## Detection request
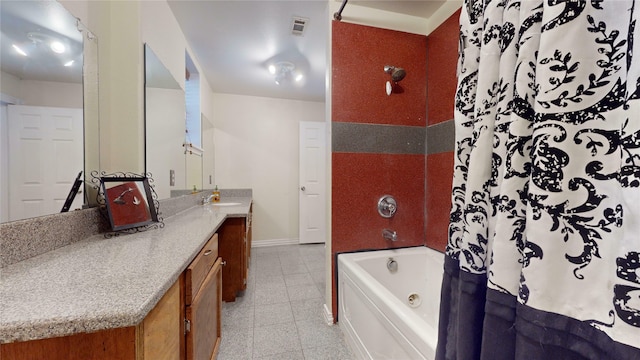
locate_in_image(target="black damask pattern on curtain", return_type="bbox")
[436,0,640,358]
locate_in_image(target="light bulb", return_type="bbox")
[12,44,27,56]
[295,74,303,82]
[64,60,74,67]
[268,64,276,75]
[50,41,65,54]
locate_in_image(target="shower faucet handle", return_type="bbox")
[378,195,397,218]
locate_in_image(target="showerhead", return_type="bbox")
[391,68,406,82]
[384,65,406,82]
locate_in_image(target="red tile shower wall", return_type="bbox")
[331,153,426,322]
[424,9,461,252]
[332,21,427,126]
[332,153,426,254]
[426,152,454,252]
[331,21,428,321]
[427,8,461,126]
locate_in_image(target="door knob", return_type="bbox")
[300,186,306,191]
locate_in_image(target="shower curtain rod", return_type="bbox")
[333,0,348,21]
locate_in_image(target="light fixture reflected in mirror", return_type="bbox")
[12,44,27,56]
[27,32,68,54]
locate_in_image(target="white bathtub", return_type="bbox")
[338,246,444,360]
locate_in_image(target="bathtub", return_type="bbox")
[338,246,444,360]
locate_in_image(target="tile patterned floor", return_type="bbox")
[218,244,354,360]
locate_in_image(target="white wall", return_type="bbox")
[141,2,186,91]
[146,87,186,199]
[141,1,214,195]
[213,93,325,243]
[1,71,82,109]
[0,72,22,101]
[61,0,215,177]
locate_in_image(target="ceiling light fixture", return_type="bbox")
[270,61,296,85]
[64,60,74,67]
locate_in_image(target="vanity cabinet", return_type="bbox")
[0,279,183,360]
[219,204,252,302]
[218,218,247,302]
[184,233,222,360]
[1,234,223,360]
[246,203,253,268]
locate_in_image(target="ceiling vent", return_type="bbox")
[291,16,309,36]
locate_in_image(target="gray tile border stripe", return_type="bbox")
[426,119,455,154]
[332,122,426,154]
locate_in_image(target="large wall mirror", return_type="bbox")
[184,50,203,194]
[0,0,99,223]
[144,44,189,200]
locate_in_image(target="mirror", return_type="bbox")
[184,50,203,193]
[0,0,99,223]
[144,44,187,199]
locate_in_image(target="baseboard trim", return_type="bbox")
[251,238,299,248]
[323,303,334,325]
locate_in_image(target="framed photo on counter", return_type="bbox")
[101,176,159,231]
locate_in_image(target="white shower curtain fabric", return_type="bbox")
[437,0,640,359]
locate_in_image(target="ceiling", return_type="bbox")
[0,1,451,102]
[167,0,450,103]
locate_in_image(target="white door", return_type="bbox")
[8,105,83,221]
[299,121,327,244]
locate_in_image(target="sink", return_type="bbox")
[212,202,242,207]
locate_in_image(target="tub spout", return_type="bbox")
[382,229,397,241]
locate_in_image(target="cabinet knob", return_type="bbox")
[221,260,227,266]
[204,250,212,256]
[300,186,306,191]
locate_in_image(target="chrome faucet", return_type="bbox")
[382,229,397,241]
[201,194,214,205]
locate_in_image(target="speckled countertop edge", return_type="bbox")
[0,197,252,344]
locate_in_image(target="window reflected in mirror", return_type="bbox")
[185,50,203,193]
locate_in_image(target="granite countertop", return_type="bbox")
[0,197,252,344]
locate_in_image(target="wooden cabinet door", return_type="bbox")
[185,258,222,360]
[218,218,247,302]
[139,280,183,360]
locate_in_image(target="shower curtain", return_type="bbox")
[436,0,640,359]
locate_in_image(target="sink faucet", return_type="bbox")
[201,194,214,205]
[382,229,397,241]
